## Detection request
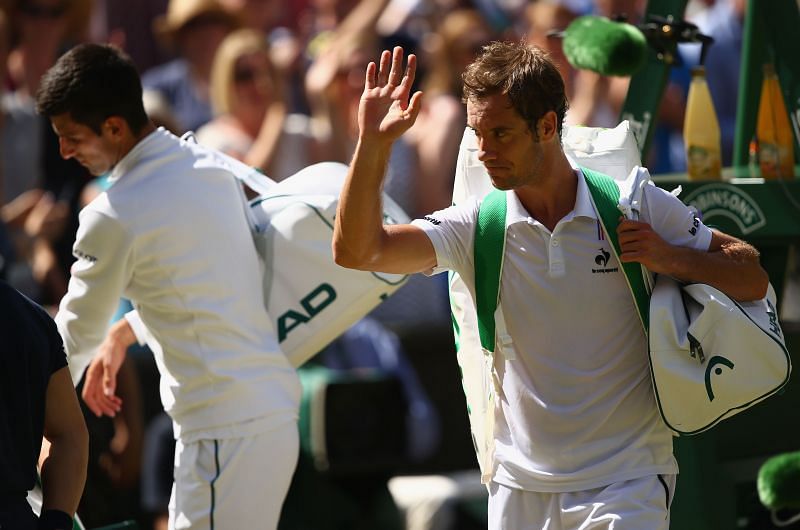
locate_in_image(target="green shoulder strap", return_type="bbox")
[474,189,507,352]
[581,166,650,331]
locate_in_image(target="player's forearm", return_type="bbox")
[666,239,768,302]
[244,103,287,174]
[40,429,88,518]
[332,137,393,269]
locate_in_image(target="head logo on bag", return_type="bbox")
[704,356,735,401]
[583,168,791,436]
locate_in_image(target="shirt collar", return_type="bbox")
[106,127,171,184]
[503,168,598,228]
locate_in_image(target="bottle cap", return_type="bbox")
[763,63,775,76]
[691,66,706,77]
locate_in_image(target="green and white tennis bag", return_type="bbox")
[228,160,410,367]
[582,170,791,436]
[450,121,643,481]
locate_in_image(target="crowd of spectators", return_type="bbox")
[0,0,742,528]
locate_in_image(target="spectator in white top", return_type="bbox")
[196,28,321,181]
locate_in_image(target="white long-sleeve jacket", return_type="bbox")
[56,128,300,440]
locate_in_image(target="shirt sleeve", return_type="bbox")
[45,312,69,375]
[23,291,69,375]
[410,199,480,276]
[55,207,135,385]
[125,309,156,347]
[640,182,713,251]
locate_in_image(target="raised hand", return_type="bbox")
[358,46,423,146]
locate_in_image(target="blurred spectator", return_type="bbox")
[1,0,93,305]
[472,0,528,34]
[305,0,453,340]
[0,8,14,281]
[2,0,92,200]
[302,0,362,39]
[0,6,7,108]
[407,7,494,215]
[89,0,170,73]
[304,0,389,163]
[142,0,241,133]
[524,0,578,100]
[220,0,289,33]
[196,28,321,181]
[561,0,637,128]
[3,0,93,94]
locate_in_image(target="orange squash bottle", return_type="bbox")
[756,63,795,180]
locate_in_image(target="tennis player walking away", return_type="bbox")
[37,43,301,529]
[332,42,767,529]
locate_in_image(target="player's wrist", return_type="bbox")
[110,318,137,348]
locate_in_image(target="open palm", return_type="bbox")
[358,46,423,144]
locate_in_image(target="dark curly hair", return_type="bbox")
[36,43,149,135]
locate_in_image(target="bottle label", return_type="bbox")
[687,146,722,180]
[758,141,794,179]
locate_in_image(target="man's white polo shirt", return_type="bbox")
[412,168,713,492]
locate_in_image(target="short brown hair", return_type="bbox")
[462,40,568,137]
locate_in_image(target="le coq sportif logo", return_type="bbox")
[592,248,618,274]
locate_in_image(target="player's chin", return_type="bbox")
[489,177,515,191]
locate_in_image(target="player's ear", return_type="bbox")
[536,111,558,141]
[103,116,127,140]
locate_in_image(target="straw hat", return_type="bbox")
[153,0,241,43]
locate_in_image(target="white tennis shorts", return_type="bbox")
[488,474,676,530]
[168,422,299,530]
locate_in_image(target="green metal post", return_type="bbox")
[619,0,688,160]
[732,0,765,169]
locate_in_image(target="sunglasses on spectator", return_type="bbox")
[234,67,271,84]
[19,2,67,18]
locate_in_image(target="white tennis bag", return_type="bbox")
[199,139,411,367]
[583,165,791,435]
[244,162,409,367]
[648,276,790,434]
